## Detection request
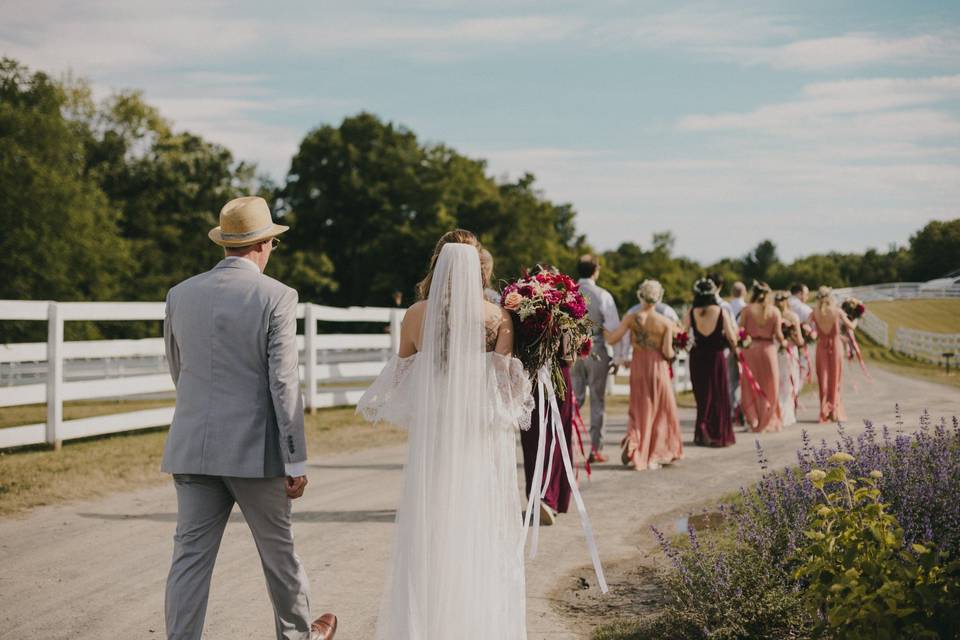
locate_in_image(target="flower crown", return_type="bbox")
[693,277,718,296]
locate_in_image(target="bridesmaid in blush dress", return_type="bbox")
[685,277,738,447]
[604,280,683,470]
[812,286,856,423]
[738,281,787,433]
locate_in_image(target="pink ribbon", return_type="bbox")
[738,350,771,408]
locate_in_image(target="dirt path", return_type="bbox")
[1,367,957,640]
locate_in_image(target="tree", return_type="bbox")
[0,58,131,339]
[742,239,780,285]
[908,219,960,281]
[84,90,289,302]
[282,113,586,305]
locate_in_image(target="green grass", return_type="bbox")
[0,405,404,517]
[868,299,960,343]
[858,332,960,391]
[0,398,176,430]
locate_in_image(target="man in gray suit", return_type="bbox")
[162,196,337,640]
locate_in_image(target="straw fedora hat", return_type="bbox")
[208,196,289,247]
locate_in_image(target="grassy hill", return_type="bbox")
[867,298,960,343]
[858,298,960,391]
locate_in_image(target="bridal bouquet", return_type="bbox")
[501,270,592,398]
[842,297,866,320]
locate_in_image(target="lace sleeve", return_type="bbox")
[356,354,418,429]
[487,353,535,431]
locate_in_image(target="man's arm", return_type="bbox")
[267,288,307,479]
[163,295,180,386]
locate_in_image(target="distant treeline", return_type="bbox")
[1,58,958,340]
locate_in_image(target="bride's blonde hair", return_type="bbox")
[417,229,484,300]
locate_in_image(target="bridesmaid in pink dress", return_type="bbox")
[604,280,683,470]
[738,282,786,433]
[812,286,856,423]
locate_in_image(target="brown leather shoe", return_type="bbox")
[310,613,338,640]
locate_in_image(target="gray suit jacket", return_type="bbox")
[161,257,306,478]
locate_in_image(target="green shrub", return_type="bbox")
[795,455,960,640]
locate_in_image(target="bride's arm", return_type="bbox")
[494,307,515,356]
[397,302,425,358]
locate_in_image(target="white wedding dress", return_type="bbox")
[358,244,535,639]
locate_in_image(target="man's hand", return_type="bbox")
[608,361,619,376]
[285,475,308,499]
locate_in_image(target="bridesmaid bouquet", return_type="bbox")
[673,330,691,353]
[737,327,753,350]
[780,322,796,351]
[501,270,592,398]
[841,297,866,320]
[800,323,818,344]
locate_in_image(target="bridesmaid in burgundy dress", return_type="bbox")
[520,264,574,526]
[685,278,739,447]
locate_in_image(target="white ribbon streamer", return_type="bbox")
[522,365,608,593]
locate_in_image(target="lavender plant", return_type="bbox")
[639,412,960,640]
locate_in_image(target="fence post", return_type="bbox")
[389,309,402,353]
[46,302,63,450]
[303,304,318,415]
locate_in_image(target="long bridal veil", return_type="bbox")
[359,243,533,639]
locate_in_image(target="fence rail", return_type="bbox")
[0,300,403,450]
[833,282,960,302]
[1,299,692,450]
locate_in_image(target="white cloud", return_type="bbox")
[746,31,960,71]
[678,75,960,142]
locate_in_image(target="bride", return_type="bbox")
[358,230,535,639]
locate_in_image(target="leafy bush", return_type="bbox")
[796,456,960,639]
[627,412,960,640]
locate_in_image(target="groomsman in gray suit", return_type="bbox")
[572,254,621,463]
[162,196,337,640]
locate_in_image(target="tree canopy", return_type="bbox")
[1,57,957,336]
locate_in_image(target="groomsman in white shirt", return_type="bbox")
[788,284,813,323]
[572,255,621,463]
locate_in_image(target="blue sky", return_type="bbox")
[3,0,959,263]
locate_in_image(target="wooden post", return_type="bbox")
[389,309,402,354]
[303,304,318,414]
[46,302,63,450]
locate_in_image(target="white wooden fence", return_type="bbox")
[0,300,402,450]
[832,281,960,364]
[0,299,692,451]
[833,282,960,302]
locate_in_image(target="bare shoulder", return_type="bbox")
[406,300,428,316]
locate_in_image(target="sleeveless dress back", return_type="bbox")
[741,308,782,433]
[689,309,735,446]
[623,316,683,469]
[815,314,847,423]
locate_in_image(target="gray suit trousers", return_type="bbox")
[572,339,611,451]
[165,475,311,640]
